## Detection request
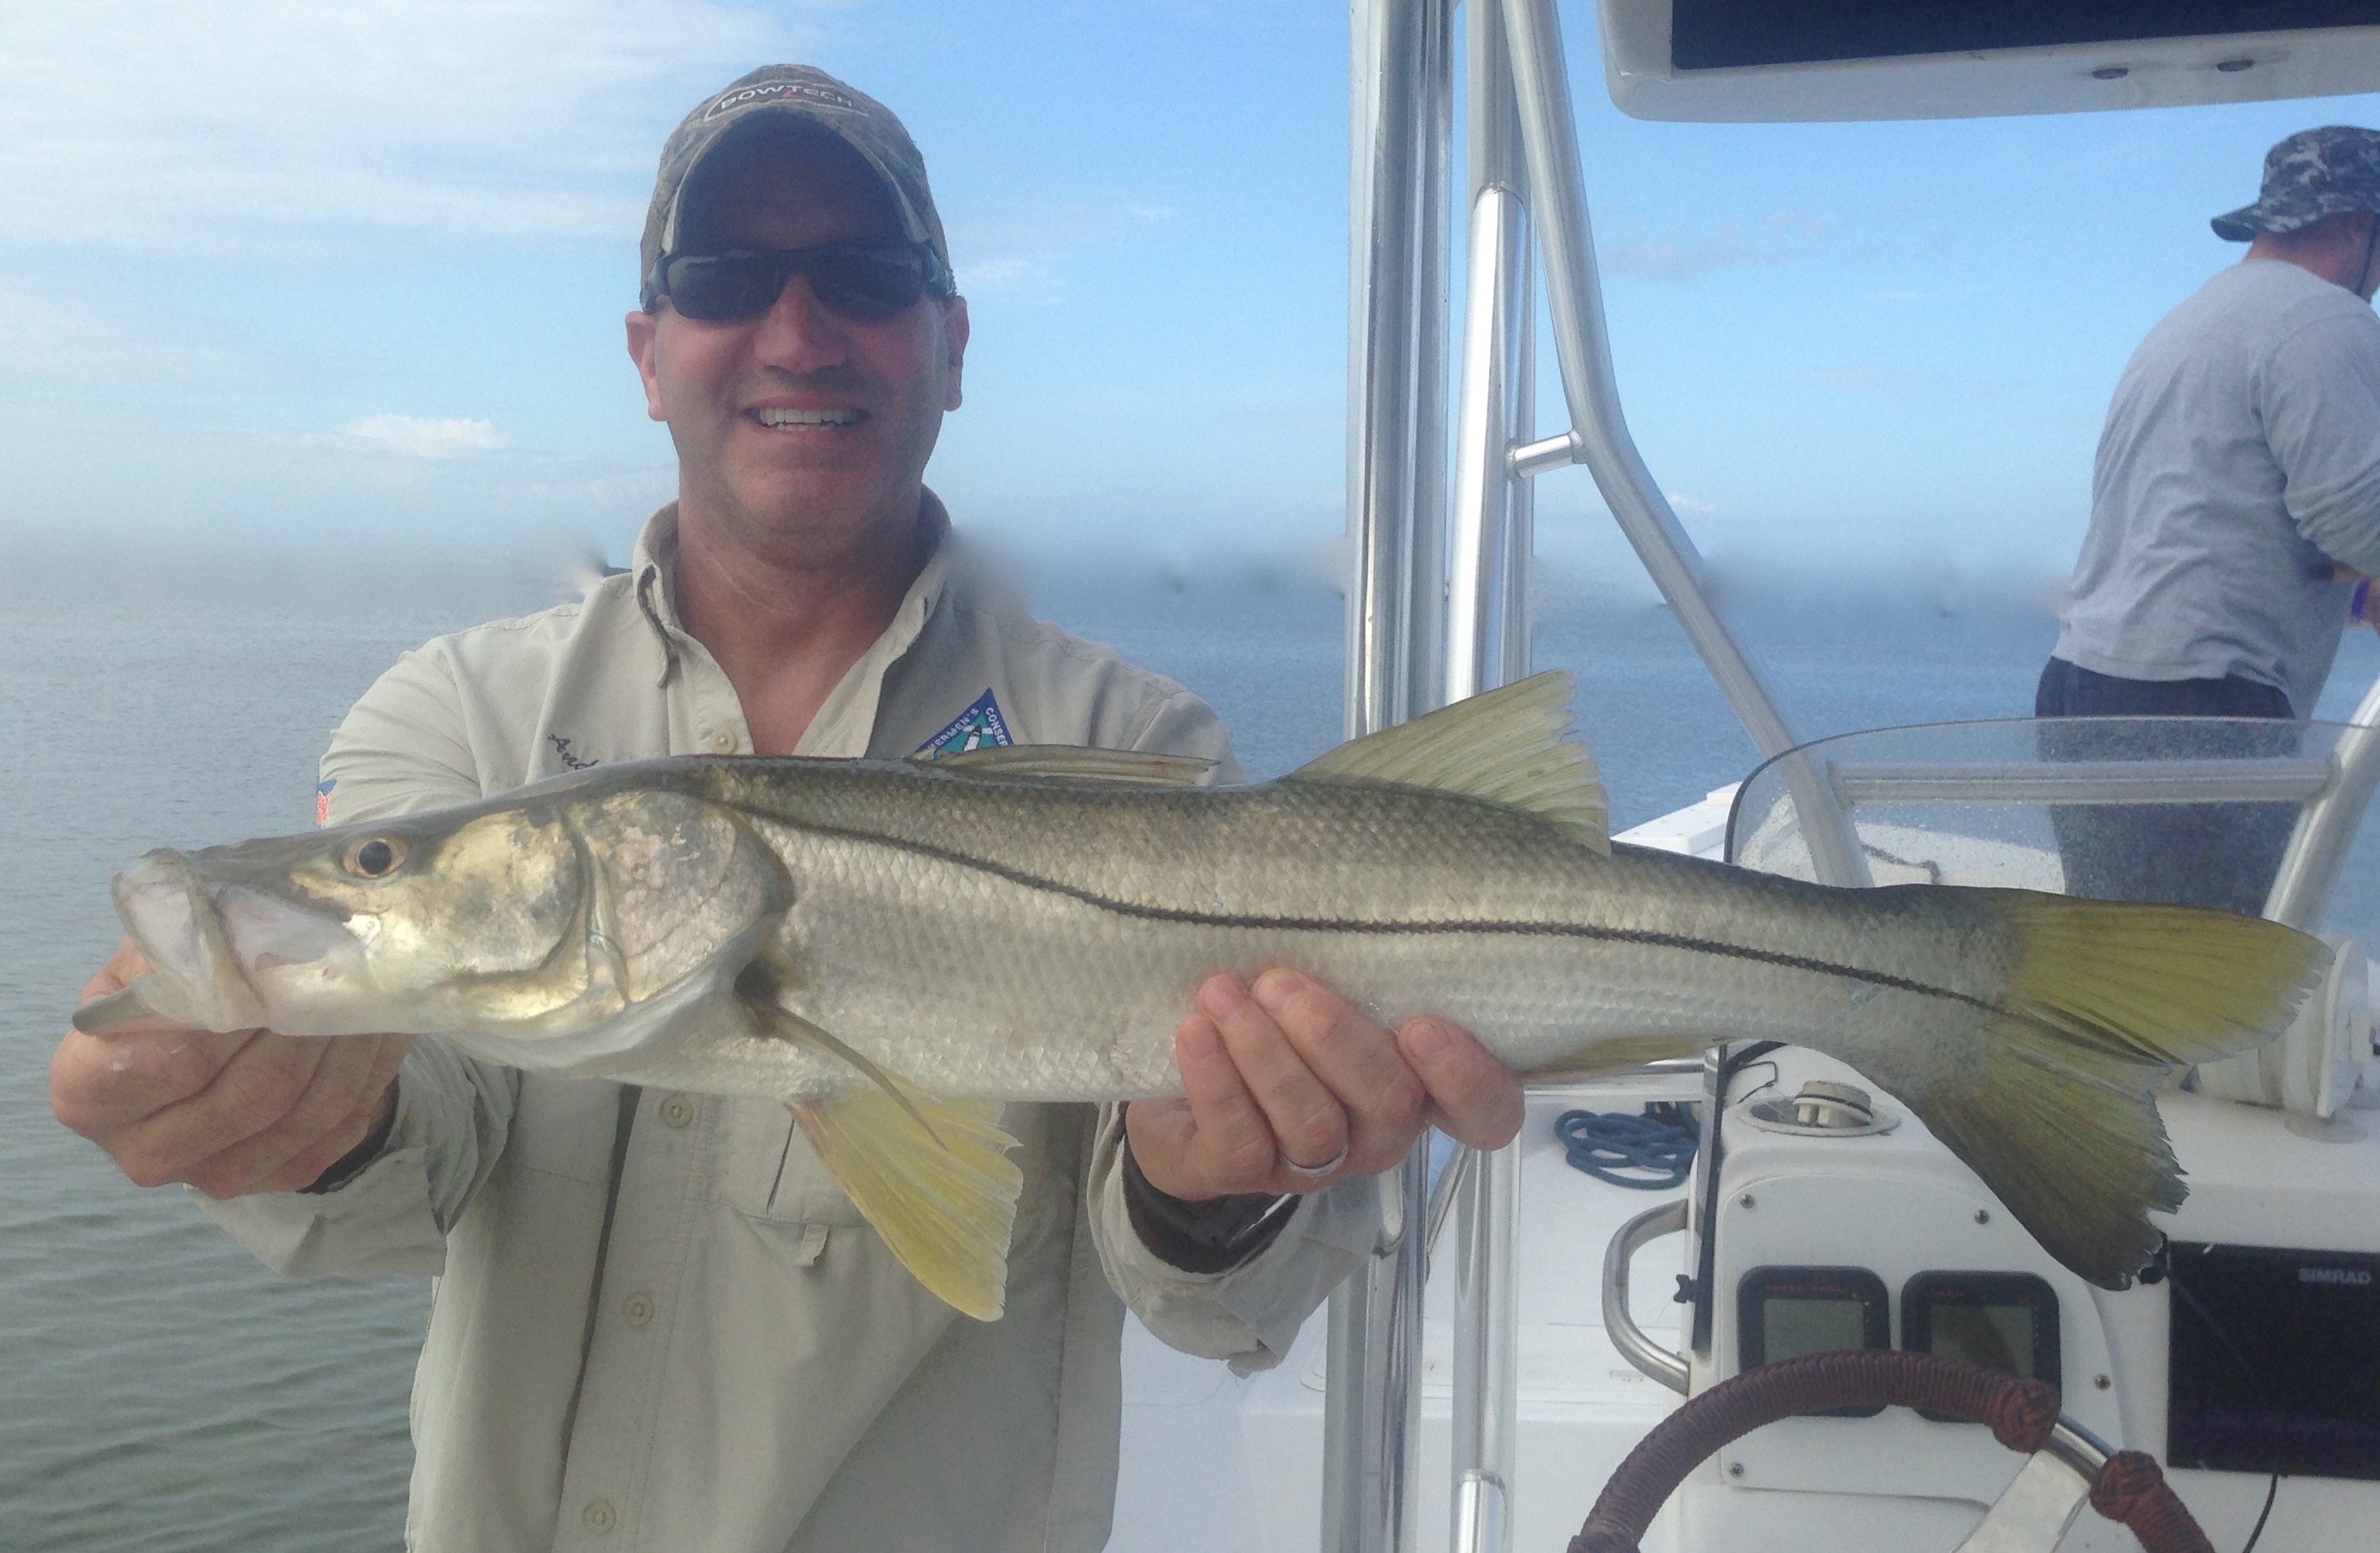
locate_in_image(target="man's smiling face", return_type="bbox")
[627,122,968,565]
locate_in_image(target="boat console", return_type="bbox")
[1600,712,2380,1546]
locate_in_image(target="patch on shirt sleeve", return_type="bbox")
[315,778,335,827]
[916,689,1014,757]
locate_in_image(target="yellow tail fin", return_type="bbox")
[1894,892,2326,1289]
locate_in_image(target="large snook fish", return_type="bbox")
[76,673,2324,1319]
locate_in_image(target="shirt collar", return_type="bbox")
[627,492,959,722]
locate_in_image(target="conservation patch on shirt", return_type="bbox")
[916,689,1013,757]
[315,778,335,827]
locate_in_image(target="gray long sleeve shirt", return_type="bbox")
[198,498,1382,1553]
[2056,258,2380,716]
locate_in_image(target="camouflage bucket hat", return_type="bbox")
[640,65,951,309]
[2211,125,2380,242]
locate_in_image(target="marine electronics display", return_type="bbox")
[1594,0,2380,120]
[2168,1243,2380,1480]
[1666,1,2380,71]
[1901,1271,2061,1421]
[1737,1265,1892,1416]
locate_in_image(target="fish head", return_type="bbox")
[96,800,600,1040]
[85,778,795,1059]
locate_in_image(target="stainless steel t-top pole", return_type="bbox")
[1444,0,1531,1540]
[1329,0,1453,1549]
[1496,0,1868,887]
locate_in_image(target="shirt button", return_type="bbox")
[582,1500,616,1533]
[708,726,738,754]
[622,1293,655,1327]
[659,1095,695,1129]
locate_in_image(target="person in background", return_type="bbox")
[51,65,1525,1553]
[2040,125,2380,913]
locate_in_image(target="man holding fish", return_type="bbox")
[52,66,1527,1552]
[54,57,2332,1553]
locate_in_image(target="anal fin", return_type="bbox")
[789,1090,1023,1321]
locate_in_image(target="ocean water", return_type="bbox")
[6,544,2377,1550]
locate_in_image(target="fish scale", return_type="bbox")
[726,773,2001,1098]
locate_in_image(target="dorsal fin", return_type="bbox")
[915,744,1215,788]
[1289,670,1607,852]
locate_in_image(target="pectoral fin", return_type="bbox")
[740,965,942,1142]
[737,964,1023,1319]
[789,1091,1023,1321]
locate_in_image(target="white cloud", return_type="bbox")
[0,0,824,256]
[340,414,510,459]
[1665,490,1719,514]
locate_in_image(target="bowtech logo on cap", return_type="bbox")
[640,65,951,311]
[2212,124,2380,242]
[703,78,860,122]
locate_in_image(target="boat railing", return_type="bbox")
[1340,0,1878,1542]
[1825,757,2335,806]
[1341,0,1868,1544]
[2269,671,2380,929]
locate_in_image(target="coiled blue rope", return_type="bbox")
[1554,1104,1697,1190]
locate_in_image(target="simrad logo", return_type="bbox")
[2299,1265,2375,1286]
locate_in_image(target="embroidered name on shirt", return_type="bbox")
[916,689,1013,758]
[549,734,598,771]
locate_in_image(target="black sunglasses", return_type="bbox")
[655,239,950,322]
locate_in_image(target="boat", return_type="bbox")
[1109,4,2380,1550]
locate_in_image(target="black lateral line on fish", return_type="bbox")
[782,819,2010,1019]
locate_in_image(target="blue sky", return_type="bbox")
[7,1,2380,589]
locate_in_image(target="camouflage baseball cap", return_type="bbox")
[640,66,951,309]
[2211,125,2380,242]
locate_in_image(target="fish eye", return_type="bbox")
[342,835,410,879]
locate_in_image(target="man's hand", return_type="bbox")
[52,937,412,1198]
[1124,969,1524,1203]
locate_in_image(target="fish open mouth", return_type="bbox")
[86,850,367,1035]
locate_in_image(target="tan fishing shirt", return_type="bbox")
[200,499,1379,1552]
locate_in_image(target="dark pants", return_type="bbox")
[2034,658,2299,915]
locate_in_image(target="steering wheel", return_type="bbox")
[1569,1350,2214,1553]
